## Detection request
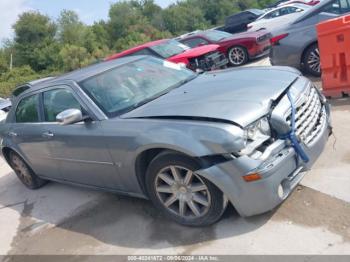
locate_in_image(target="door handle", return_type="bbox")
[8,131,18,137]
[42,131,54,138]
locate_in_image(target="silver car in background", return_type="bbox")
[269,0,350,76]
[248,3,310,31]
[0,56,331,226]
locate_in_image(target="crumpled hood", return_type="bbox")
[122,66,301,127]
[169,44,219,61]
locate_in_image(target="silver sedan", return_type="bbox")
[0,56,331,226]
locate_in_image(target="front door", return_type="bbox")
[40,87,121,189]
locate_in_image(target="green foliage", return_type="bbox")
[57,10,85,45]
[0,0,278,97]
[0,51,8,75]
[12,12,57,71]
[108,1,146,40]
[162,2,209,34]
[0,66,42,97]
[59,45,93,71]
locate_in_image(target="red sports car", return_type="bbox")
[176,29,271,66]
[105,39,228,72]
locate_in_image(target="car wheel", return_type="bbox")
[9,151,47,189]
[145,152,225,227]
[303,43,321,77]
[228,46,248,66]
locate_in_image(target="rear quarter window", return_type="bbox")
[15,94,39,123]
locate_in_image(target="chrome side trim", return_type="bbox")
[44,157,115,166]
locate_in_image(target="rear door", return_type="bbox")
[9,93,61,179]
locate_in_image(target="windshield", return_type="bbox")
[80,57,196,117]
[150,40,190,59]
[249,9,265,16]
[202,30,232,42]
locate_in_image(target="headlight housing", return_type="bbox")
[240,117,272,158]
[244,117,271,142]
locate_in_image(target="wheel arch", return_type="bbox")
[134,147,201,196]
[2,147,13,165]
[1,146,33,171]
[134,146,230,198]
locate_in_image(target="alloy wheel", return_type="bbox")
[307,47,321,74]
[228,47,247,66]
[154,165,211,219]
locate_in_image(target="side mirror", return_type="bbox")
[56,109,84,125]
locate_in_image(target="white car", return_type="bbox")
[0,98,11,122]
[248,4,310,31]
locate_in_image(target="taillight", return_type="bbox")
[270,33,289,46]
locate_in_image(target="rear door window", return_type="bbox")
[15,94,40,123]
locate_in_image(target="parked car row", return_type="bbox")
[105,39,228,72]
[269,0,350,76]
[106,0,348,77]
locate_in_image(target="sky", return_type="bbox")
[0,0,176,43]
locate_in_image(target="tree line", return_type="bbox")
[0,0,275,97]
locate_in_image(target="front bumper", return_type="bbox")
[198,104,331,217]
[205,52,229,70]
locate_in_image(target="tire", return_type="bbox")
[228,46,248,66]
[9,151,47,190]
[145,152,225,227]
[303,43,321,77]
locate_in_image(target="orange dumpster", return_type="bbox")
[317,14,350,97]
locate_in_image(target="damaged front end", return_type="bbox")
[188,51,229,72]
[197,76,331,217]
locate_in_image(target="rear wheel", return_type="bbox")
[145,152,225,226]
[228,46,248,66]
[303,43,321,77]
[9,151,47,189]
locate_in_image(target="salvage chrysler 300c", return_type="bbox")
[0,56,331,226]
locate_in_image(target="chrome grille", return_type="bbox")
[286,87,325,145]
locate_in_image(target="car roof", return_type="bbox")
[293,0,332,23]
[261,3,310,17]
[14,56,147,96]
[176,30,205,40]
[176,29,226,40]
[274,3,311,9]
[247,9,265,15]
[105,39,168,61]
